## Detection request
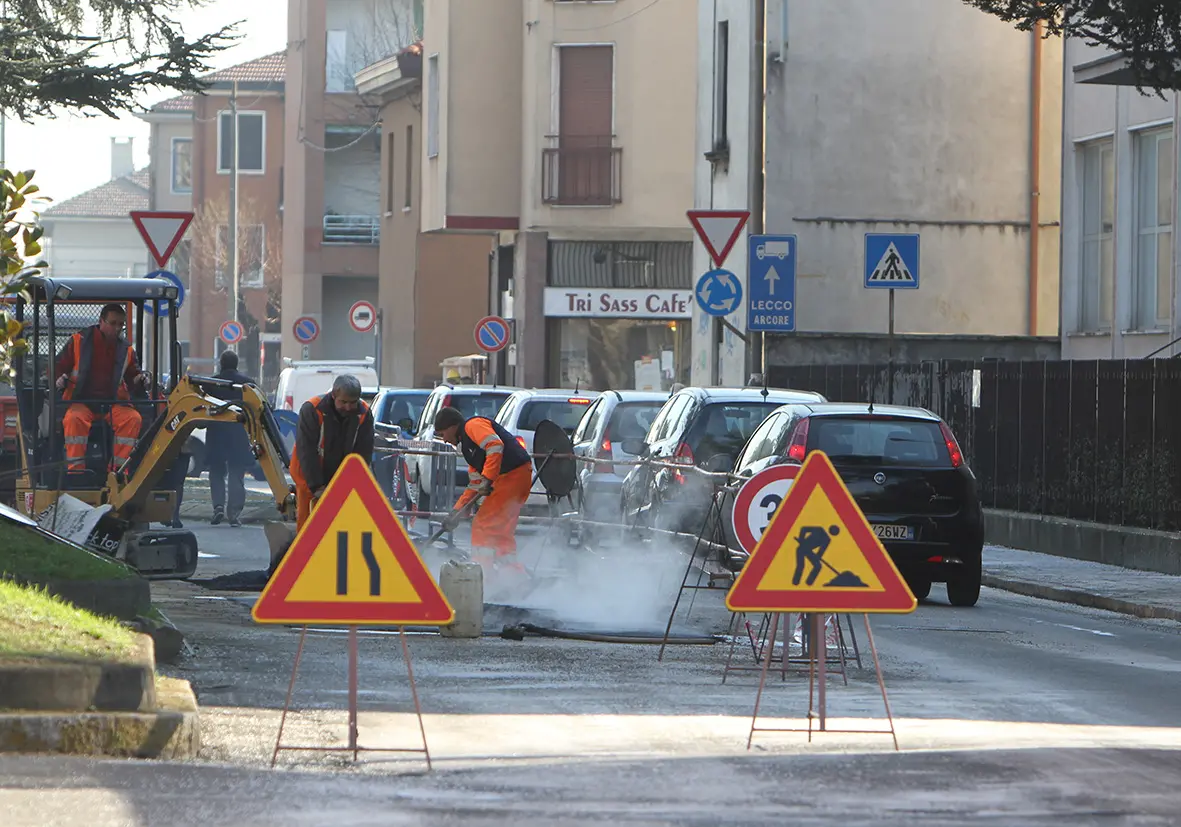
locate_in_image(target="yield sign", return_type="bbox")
[252,455,455,625]
[130,210,194,268]
[687,209,750,268]
[726,451,917,614]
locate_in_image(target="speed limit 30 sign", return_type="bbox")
[731,464,800,554]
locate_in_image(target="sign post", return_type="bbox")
[726,451,916,749]
[864,233,920,404]
[293,316,320,361]
[688,210,750,382]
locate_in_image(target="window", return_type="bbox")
[690,403,780,463]
[404,125,414,209]
[735,412,786,472]
[215,225,267,288]
[217,111,265,174]
[427,54,440,158]
[385,132,395,213]
[326,30,354,93]
[606,403,663,442]
[714,21,729,149]
[806,417,952,468]
[572,398,606,444]
[518,399,595,434]
[170,138,192,194]
[552,45,615,205]
[1079,140,1115,331]
[1133,128,1174,329]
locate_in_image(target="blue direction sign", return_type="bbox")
[865,233,920,289]
[748,234,797,332]
[144,270,185,317]
[695,269,742,317]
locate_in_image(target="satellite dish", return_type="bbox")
[532,419,577,499]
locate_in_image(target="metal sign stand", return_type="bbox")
[745,612,898,751]
[720,610,861,684]
[270,625,432,770]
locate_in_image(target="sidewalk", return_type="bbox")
[983,546,1181,622]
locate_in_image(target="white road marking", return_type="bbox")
[1027,617,1115,637]
[198,552,219,558]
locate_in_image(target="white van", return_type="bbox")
[273,358,380,412]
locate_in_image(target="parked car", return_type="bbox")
[620,386,827,534]
[411,383,519,513]
[714,402,983,606]
[569,390,669,522]
[273,358,379,412]
[370,387,432,434]
[493,389,601,512]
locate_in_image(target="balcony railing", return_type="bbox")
[323,214,380,244]
[542,137,622,206]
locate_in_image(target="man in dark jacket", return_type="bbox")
[291,374,374,530]
[207,350,256,527]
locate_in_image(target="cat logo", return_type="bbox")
[165,411,187,433]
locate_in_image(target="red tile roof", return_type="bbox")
[43,169,150,219]
[202,51,286,84]
[151,93,194,113]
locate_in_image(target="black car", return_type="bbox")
[619,386,827,534]
[717,402,983,606]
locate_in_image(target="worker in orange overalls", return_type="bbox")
[290,374,374,530]
[434,406,533,570]
[54,303,147,474]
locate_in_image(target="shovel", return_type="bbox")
[424,492,485,546]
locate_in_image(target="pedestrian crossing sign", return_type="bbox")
[252,455,454,626]
[864,233,920,289]
[726,451,917,614]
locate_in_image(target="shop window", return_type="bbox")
[549,318,689,392]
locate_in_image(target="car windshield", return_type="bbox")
[518,399,595,433]
[378,392,430,426]
[454,392,512,419]
[691,402,780,462]
[807,417,951,467]
[606,402,663,441]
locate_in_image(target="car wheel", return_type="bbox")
[905,574,932,600]
[946,553,982,607]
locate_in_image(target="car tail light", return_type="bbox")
[786,417,810,462]
[283,394,293,410]
[568,397,591,405]
[596,437,614,475]
[442,394,453,409]
[939,421,964,468]
[673,442,694,483]
[516,436,527,451]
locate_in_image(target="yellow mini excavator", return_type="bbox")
[9,276,296,579]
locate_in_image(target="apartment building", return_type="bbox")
[1060,44,1180,359]
[282,0,422,369]
[694,0,1064,386]
[139,53,286,381]
[419,0,698,390]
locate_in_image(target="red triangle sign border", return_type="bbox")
[129,210,195,269]
[726,451,917,614]
[687,209,750,268]
[252,455,455,625]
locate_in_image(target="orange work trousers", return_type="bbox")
[295,482,314,531]
[64,403,141,472]
[469,464,532,557]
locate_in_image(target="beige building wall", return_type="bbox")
[520,0,697,237]
[415,232,495,386]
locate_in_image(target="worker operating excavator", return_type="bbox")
[54,303,148,474]
[434,406,533,573]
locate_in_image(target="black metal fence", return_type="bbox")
[767,359,1181,532]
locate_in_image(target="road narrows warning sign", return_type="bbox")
[252,455,454,625]
[726,451,916,614]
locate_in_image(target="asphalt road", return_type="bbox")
[5,523,1181,825]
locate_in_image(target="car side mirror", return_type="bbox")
[620,438,647,457]
[398,417,416,434]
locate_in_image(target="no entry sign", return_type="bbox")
[731,464,799,554]
[474,315,510,353]
[349,300,376,333]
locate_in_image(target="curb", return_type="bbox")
[0,635,156,713]
[981,573,1181,622]
[0,676,200,759]
[37,577,151,621]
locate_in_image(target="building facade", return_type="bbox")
[421,0,698,390]
[1059,43,1180,359]
[693,0,1063,386]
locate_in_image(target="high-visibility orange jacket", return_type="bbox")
[291,393,374,491]
[455,416,531,506]
[55,327,140,402]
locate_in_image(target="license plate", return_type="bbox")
[872,524,914,541]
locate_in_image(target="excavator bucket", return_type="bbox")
[264,520,297,576]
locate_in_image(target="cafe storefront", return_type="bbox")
[544,239,693,391]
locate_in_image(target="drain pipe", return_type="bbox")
[1027,17,1044,336]
[751,0,767,377]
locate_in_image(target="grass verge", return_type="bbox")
[0,518,135,582]
[0,580,138,662]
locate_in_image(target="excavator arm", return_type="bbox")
[110,376,295,520]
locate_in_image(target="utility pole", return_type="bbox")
[227,80,240,326]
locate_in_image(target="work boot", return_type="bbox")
[229,514,242,527]
[211,507,225,526]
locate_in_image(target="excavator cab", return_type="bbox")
[10,276,296,579]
